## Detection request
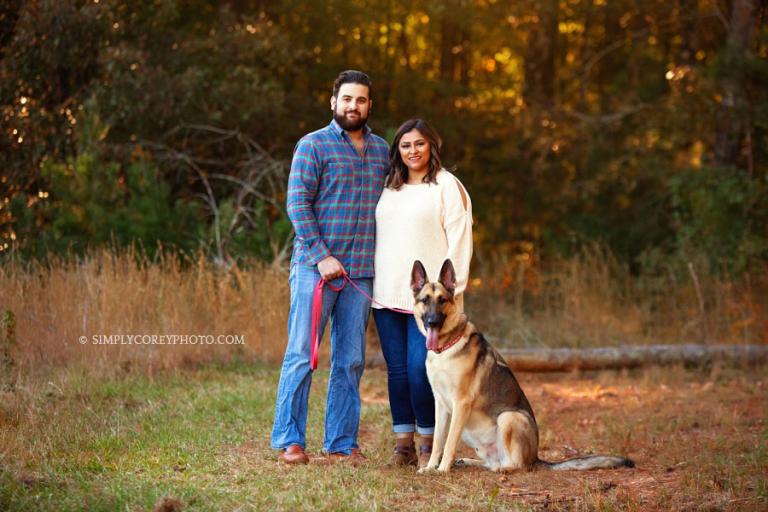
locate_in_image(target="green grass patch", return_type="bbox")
[1,364,765,511]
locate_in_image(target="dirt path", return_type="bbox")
[361,366,767,511]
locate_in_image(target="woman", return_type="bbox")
[372,118,473,468]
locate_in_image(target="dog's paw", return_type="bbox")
[417,466,437,474]
[436,464,452,473]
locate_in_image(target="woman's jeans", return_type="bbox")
[271,264,372,454]
[372,308,435,435]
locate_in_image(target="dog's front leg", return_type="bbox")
[436,399,471,473]
[420,399,450,473]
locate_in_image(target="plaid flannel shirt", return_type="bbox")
[287,119,389,278]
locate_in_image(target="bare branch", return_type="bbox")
[143,124,291,266]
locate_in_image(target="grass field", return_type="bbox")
[1,251,765,510]
[1,362,765,511]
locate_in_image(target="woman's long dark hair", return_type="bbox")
[385,119,445,190]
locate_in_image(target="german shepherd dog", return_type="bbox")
[412,259,635,473]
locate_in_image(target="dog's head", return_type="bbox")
[411,259,460,351]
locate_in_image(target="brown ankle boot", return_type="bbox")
[387,441,417,467]
[418,443,432,469]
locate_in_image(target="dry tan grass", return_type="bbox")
[0,249,290,378]
[0,247,765,381]
[468,245,768,347]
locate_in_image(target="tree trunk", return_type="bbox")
[440,12,459,81]
[713,0,758,169]
[499,344,768,372]
[578,0,593,108]
[523,0,558,107]
[438,1,471,84]
[458,25,470,87]
[677,0,697,66]
[0,0,22,60]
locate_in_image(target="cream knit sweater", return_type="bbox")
[373,169,473,311]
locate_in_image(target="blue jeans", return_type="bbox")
[271,264,372,454]
[372,309,435,435]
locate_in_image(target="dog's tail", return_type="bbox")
[535,455,634,471]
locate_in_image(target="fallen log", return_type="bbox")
[497,344,768,372]
[365,344,768,372]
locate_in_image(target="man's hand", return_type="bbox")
[317,256,345,281]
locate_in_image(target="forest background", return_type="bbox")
[2,4,768,509]
[1,0,767,350]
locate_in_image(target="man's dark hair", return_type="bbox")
[332,70,372,99]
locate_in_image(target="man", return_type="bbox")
[271,70,389,464]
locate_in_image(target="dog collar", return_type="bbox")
[431,333,465,354]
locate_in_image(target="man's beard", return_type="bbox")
[334,110,368,132]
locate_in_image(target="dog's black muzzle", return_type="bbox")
[424,309,446,330]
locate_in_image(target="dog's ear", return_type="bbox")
[411,260,428,294]
[438,259,456,295]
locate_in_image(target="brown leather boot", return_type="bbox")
[387,440,417,467]
[418,443,432,469]
[277,444,309,465]
[326,447,368,466]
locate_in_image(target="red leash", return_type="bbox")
[310,271,413,370]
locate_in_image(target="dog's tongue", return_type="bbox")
[426,328,439,351]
